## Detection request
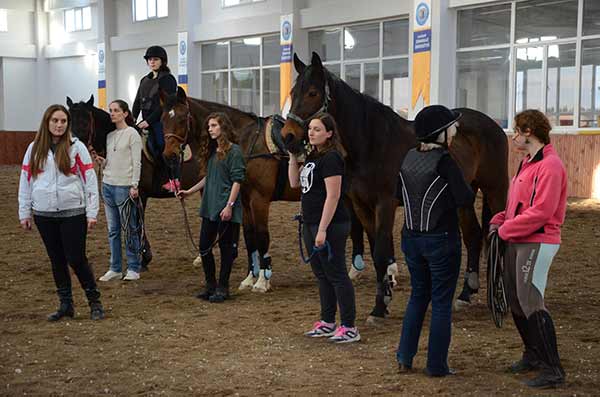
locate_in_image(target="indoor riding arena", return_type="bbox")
[1,0,600,395]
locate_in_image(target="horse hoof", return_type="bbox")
[192,255,202,267]
[454,298,471,311]
[365,315,385,327]
[238,272,255,291]
[252,270,271,293]
[348,266,364,280]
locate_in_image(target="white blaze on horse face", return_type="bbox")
[300,162,315,194]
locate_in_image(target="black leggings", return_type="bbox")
[199,218,240,289]
[34,214,98,300]
[303,222,356,327]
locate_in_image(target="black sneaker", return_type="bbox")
[508,358,540,374]
[525,369,565,388]
[209,288,229,303]
[195,288,215,301]
[47,302,74,322]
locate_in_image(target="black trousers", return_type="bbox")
[303,222,356,327]
[34,214,99,301]
[199,218,240,289]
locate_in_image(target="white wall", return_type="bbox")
[115,0,178,38]
[1,58,38,130]
[46,56,97,107]
[48,4,99,46]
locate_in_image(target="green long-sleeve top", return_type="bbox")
[199,144,246,224]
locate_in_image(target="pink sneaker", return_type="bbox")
[329,326,361,343]
[305,320,337,337]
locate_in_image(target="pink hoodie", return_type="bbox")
[490,144,567,244]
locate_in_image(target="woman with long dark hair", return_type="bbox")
[18,104,104,321]
[177,112,246,303]
[288,112,360,344]
[95,100,143,282]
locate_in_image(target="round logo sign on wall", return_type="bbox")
[282,20,292,41]
[98,49,105,63]
[179,41,186,56]
[416,2,430,27]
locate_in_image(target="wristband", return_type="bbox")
[227,201,235,207]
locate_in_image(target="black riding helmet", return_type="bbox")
[144,46,168,65]
[414,105,461,143]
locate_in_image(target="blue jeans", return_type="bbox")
[396,229,461,375]
[102,183,141,273]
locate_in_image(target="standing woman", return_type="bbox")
[288,112,360,344]
[490,110,567,388]
[177,112,246,303]
[395,105,474,376]
[96,100,143,282]
[132,45,178,191]
[18,104,104,321]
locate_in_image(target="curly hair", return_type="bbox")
[514,109,552,144]
[307,112,346,158]
[198,112,234,173]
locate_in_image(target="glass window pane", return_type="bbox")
[383,59,409,118]
[157,0,168,17]
[325,63,341,78]
[364,62,379,99]
[263,35,280,66]
[231,69,260,114]
[82,7,91,30]
[344,64,361,92]
[231,38,260,68]
[457,4,510,48]
[583,0,600,36]
[0,9,7,32]
[344,23,379,60]
[74,8,82,30]
[515,0,578,43]
[516,46,544,114]
[263,68,280,116]
[135,0,147,21]
[201,72,228,105]
[202,43,228,70]
[546,44,576,127]
[457,48,510,128]
[309,29,341,62]
[383,19,409,56]
[147,0,156,18]
[580,39,600,128]
[65,9,74,32]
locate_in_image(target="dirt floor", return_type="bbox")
[1,164,599,396]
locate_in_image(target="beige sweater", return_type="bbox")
[102,126,142,187]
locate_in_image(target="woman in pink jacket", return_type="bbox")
[490,109,567,388]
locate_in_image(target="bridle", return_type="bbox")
[163,100,193,154]
[286,71,332,130]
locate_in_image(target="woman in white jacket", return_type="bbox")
[18,104,104,321]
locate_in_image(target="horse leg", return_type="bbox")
[347,199,366,280]
[455,202,483,308]
[251,197,272,293]
[367,199,397,325]
[239,197,260,290]
[140,195,153,271]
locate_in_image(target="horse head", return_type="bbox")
[160,86,193,170]
[66,94,111,155]
[281,52,332,155]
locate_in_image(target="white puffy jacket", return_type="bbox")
[18,138,99,220]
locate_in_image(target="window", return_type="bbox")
[201,35,280,115]
[133,0,168,22]
[309,19,410,116]
[222,0,265,7]
[456,1,594,130]
[0,9,7,32]
[64,6,91,32]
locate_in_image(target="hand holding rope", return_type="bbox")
[294,213,334,264]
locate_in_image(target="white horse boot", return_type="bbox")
[387,262,399,288]
[239,251,260,290]
[252,256,272,293]
[192,255,202,267]
[348,254,366,280]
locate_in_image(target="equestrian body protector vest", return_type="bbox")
[399,148,450,232]
[139,71,168,111]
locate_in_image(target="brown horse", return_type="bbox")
[281,53,509,323]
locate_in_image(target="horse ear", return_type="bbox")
[293,53,306,74]
[311,52,323,69]
[66,96,73,108]
[177,86,187,103]
[86,95,94,107]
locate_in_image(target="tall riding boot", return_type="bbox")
[47,287,74,322]
[509,312,540,373]
[197,252,217,300]
[85,288,105,320]
[525,310,565,388]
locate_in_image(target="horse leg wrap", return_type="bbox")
[262,255,272,280]
[251,250,260,277]
[349,254,365,280]
[465,271,480,291]
[387,262,399,288]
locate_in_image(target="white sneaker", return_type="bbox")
[123,270,140,281]
[99,270,122,282]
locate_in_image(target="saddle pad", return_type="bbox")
[264,118,278,155]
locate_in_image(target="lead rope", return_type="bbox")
[294,213,333,264]
[487,231,508,328]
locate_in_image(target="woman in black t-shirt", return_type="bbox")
[288,112,360,344]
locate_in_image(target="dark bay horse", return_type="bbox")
[281,53,509,324]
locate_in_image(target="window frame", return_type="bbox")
[132,0,168,23]
[221,0,266,9]
[63,6,92,33]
